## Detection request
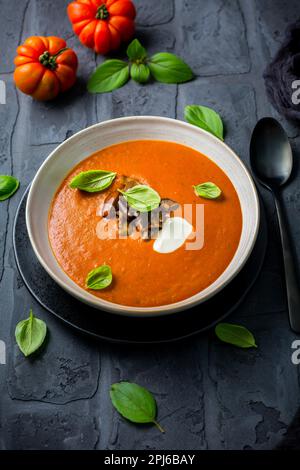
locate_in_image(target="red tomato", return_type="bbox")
[67,0,136,54]
[14,36,78,101]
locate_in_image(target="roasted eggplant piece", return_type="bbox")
[130,198,180,240]
[99,176,179,240]
[100,175,141,219]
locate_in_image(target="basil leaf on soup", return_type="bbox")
[185,105,224,141]
[215,323,257,349]
[86,265,112,290]
[148,53,194,84]
[130,63,150,84]
[127,39,147,61]
[88,59,130,94]
[0,175,20,201]
[119,184,161,213]
[110,382,165,433]
[69,170,116,192]
[193,182,221,199]
[15,310,47,357]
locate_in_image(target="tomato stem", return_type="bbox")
[96,4,109,20]
[39,48,68,70]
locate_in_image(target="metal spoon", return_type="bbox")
[250,117,300,333]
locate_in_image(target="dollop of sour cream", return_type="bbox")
[153,217,193,254]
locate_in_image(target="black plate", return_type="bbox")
[13,188,267,344]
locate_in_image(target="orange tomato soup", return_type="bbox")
[48,140,242,307]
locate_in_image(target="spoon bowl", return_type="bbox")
[250,117,293,189]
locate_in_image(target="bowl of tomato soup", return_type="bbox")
[26,117,259,316]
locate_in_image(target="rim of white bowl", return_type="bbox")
[26,116,260,317]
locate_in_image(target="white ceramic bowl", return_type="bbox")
[26,116,259,317]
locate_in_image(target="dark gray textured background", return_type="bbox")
[1,0,300,450]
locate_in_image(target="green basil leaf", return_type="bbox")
[69,170,116,193]
[86,264,112,290]
[0,175,20,201]
[119,184,161,213]
[127,39,147,61]
[185,105,224,140]
[215,323,258,349]
[87,60,129,94]
[110,382,164,432]
[193,182,222,199]
[148,52,194,84]
[15,310,47,357]
[130,63,150,83]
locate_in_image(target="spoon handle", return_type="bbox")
[274,192,300,333]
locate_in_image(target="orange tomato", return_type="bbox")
[67,0,136,54]
[14,36,78,101]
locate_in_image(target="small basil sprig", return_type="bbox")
[130,63,150,84]
[185,105,224,141]
[110,382,165,433]
[127,39,147,61]
[86,265,112,290]
[15,310,47,357]
[215,323,257,349]
[127,39,150,83]
[69,170,116,192]
[88,38,193,92]
[0,175,20,201]
[119,184,161,213]
[193,182,222,199]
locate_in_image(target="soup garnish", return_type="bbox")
[153,217,193,254]
[86,265,112,290]
[69,170,116,192]
[118,184,161,213]
[193,182,222,199]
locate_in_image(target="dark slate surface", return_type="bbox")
[0,0,300,450]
